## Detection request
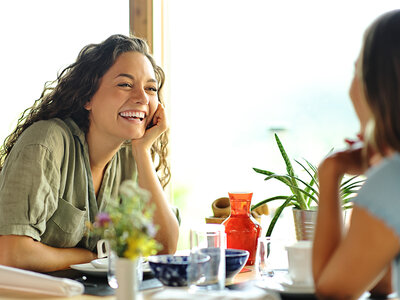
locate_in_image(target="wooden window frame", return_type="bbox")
[130,0,154,53]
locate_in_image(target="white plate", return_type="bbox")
[70,259,152,277]
[256,273,315,295]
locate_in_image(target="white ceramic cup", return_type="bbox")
[285,241,313,286]
[97,239,110,259]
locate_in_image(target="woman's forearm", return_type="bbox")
[313,161,344,281]
[0,235,96,272]
[133,149,179,254]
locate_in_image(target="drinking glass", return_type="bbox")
[188,224,226,292]
[255,237,287,279]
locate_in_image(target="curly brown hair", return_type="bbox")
[0,34,170,188]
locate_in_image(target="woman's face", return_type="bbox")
[85,51,159,145]
[349,55,372,136]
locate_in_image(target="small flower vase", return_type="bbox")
[116,257,141,300]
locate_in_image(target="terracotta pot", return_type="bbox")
[212,197,231,217]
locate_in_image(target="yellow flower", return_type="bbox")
[123,235,159,260]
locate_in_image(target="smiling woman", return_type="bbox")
[0,34,179,272]
[84,52,161,161]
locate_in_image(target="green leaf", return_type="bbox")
[266,196,294,237]
[284,174,319,197]
[341,181,365,192]
[342,204,353,210]
[251,195,293,210]
[305,177,316,207]
[253,168,274,176]
[341,190,362,198]
[340,175,360,188]
[285,183,318,204]
[303,158,318,176]
[275,134,295,178]
[274,134,306,208]
[295,159,319,189]
[263,174,292,186]
[342,197,356,204]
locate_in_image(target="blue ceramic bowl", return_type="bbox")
[198,248,249,279]
[225,249,249,279]
[148,254,209,287]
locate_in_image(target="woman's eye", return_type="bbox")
[147,86,158,93]
[118,83,132,88]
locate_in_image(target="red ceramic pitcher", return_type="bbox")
[222,192,261,265]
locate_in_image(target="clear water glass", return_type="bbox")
[255,237,287,279]
[188,224,226,292]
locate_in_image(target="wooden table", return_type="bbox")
[0,266,258,300]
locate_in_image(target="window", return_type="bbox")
[162,1,400,249]
[0,0,128,142]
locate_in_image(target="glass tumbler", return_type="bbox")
[188,223,226,292]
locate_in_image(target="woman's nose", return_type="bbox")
[130,87,149,104]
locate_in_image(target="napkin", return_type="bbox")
[0,265,84,297]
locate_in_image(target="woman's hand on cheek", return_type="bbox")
[131,103,168,152]
[318,142,366,181]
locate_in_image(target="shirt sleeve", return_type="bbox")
[0,144,60,241]
[119,144,138,182]
[353,156,400,238]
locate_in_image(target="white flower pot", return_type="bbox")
[116,257,140,300]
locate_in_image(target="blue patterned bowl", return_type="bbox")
[197,248,249,279]
[148,254,209,287]
[225,249,249,279]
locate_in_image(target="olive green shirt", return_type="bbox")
[0,118,137,251]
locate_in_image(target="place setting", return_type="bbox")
[144,223,278,300]
[254,238,315,297]
[70,257,153,279]
[61,239,163,297]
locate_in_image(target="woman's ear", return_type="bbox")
[84,101,92,111]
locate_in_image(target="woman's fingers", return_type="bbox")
[132,103,168,151]
[147,103,168,135]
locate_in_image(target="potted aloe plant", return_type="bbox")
[251,133,364,240]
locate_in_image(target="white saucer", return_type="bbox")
[70,262,107,277]
[90,258,108,269]
[279,274,314,291]
[256,273,315,295]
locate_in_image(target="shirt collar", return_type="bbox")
[64,118,87,146]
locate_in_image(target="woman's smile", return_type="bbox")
[119,110,147,123]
